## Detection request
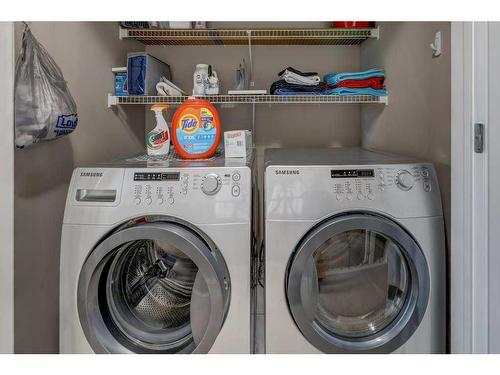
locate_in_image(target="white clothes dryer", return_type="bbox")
[264,148,446,353]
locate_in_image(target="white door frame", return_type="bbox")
[451,21,490,353]
[0,21,15,354]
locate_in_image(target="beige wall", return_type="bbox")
[360,22,451,244]
[13,22,144,353]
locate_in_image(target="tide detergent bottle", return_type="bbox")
[171,98,221,159]
[146,104,170,156]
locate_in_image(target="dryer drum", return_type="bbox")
[286,213,430,354]
[312,229,409,338]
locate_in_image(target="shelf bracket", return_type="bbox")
[371,26,380,40]
[107,93,118,108]
[118,27,129,40]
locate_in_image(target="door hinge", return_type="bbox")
[474,123,485,153]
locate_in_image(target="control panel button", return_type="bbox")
[201,173,222,195]
[421,169,430,178]
[367,193,375,201]
[346,193,353,201]
[231,185,240,197]
[232,172,241,182]
[335,193,342,201]
[423,181,432,192]
[145,197,152,205]
[357,193,364,200]
[157,198,164,205]
[396,170,414,191]
[134,197,141,205]
[168,197,175,205]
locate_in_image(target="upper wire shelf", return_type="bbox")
[119,27,379,46]
[107,94,388,107]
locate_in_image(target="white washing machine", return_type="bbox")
[264,148,446,353]
[60,152,255,353]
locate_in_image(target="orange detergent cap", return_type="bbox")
[171,98,221,159]
[151,103,169,111]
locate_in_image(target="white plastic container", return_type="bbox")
[193,22,207,29]
[168,22,192,29]
[193,64,209,96]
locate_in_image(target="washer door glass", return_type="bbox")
[78,220,230,354]
[286,214,430,353]
[314,229,408,338]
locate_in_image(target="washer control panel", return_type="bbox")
[129,169,245,207]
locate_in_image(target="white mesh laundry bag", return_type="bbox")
[14,25,78,148]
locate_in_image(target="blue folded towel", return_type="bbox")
[273,88,326,95]
[324,69,385,86]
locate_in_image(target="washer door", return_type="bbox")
[286,213,429,353]
[78,220,230,354]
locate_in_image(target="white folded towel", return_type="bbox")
[280,69,321,86]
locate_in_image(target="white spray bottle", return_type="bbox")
[147,104,170,156]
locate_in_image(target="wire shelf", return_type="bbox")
[119,27,379,46]
[107,94,388,107]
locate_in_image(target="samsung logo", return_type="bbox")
[275,170,300,175]
[80,172,103,177]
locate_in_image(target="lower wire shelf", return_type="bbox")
[107,94,388,107]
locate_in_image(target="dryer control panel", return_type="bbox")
[265,163,442,220]
[330,165,434,202]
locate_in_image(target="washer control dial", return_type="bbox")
[201,173,222,195]
[396,170,414,191]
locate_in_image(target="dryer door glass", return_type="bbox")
[313,229,408,338]
[78,219,230,354]
[286,214,430,353]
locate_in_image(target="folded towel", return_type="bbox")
[273,88,327,95]
[273,87,387,96]
[279,67,321,86]
[270,80,327,94]
[323,87,387,96]
[324,69,385,86]
[278,67,319,77]
[336,77,385,89]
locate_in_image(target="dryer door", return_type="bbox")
[77,220,230,354]
[286,213,429,353]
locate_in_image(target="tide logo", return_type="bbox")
[180,115,199,134]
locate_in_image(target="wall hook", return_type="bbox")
[430,31,442,57]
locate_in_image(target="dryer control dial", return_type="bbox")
[201,173,222,195]
[396,170,414,191]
